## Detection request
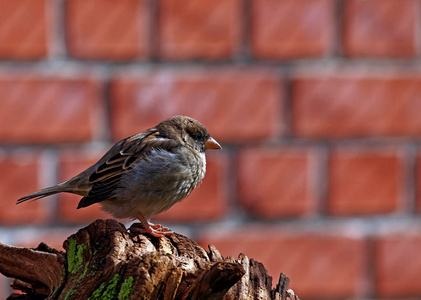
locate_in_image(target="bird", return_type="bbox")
[17,115,221,237]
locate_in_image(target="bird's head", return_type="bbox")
[156,115,222,153]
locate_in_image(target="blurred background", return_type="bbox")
[0,0,420,299]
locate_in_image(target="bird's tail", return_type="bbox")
[16,182,78,204]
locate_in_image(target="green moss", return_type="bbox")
[91,283,105,299]
[76,264,90,284]
[91,262,99,271]
[67,238,87,274]
[89,274,121,300]
[51,285,61,299]
[103,274,120,299]
[64,288,75,300]
[118,276,134,300]
[89,282,106,300]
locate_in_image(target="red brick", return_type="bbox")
[0,0,48,59]
[344,0,418,57]
[110,69,284,142]
[57,150,109,224]
[328,148,403,215]
[375,234,421,297]
[251,0,333,59]
[238,147,316,219]
[67,0,148,60]
[159,0,241,60]
[416,153,421,212]
[0,76,101,144]
[0,151,49,224]
[199,228,367,299]
[155,152,228,223]
[292,74,421,138]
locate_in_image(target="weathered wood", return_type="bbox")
[0,219,300,300]
[0,242,65,297]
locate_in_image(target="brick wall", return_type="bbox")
[0,0,420,299]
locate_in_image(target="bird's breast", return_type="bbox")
[104,148,206,220]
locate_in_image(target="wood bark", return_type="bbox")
[0,219,300,300]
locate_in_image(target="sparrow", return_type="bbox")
[17,115,221,237]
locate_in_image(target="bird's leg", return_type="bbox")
[130,212,173,238]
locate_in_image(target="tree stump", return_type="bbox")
[0,219,299,300]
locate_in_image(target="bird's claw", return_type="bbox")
[130,222,172,238]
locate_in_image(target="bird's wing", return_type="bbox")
[77,129,179,208]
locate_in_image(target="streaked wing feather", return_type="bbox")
[77,130,180,208]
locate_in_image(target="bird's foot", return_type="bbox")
[150,223,170,231]
[130,222,173,238]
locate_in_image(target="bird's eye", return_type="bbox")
[192,132,202,140]
[189,130,203,140]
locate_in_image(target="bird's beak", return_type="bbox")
[205,137,222,150]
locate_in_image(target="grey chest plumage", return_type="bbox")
[99,147,206,220]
